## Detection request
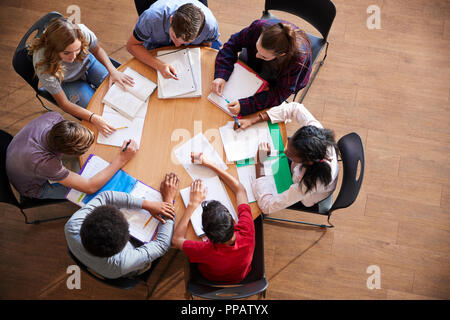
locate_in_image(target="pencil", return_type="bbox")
[143,216,152,228]
[115,126,128,130]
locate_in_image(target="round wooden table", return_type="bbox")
[81,46,287,240]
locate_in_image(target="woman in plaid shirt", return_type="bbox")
[211,19,312,116]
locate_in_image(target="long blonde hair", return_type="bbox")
[28,18,89,82]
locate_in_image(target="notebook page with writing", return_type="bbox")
[97,104,147,149]
[157,48,201,98]
[180,176,238,237]
[208,62,266,116]
[157,49,196,98]
[173,133,227,180]
[219,121,275,162]
[102,84,144,120]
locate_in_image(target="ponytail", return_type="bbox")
[290,126,338,193]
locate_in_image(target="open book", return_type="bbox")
[157,47,201,98]
[180,176,238,237]
[156,48,197,98]
[65,155,162,243]
[208,61,268,116]
[102,67,157,120]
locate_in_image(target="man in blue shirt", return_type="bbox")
[127,0,220,79]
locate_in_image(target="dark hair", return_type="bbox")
[201,200,234,244]
[47,120,94,155]
[290,125,338,193]
[80,205,130,258]
[171,3,205,42]
[260,22,310,75]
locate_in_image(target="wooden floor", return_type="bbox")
[0,0,449,300]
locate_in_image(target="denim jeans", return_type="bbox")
[61,53,109,108]
[38,182,70,200]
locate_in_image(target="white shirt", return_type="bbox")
[252,102,339,214]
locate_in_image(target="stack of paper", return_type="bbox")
[157,48,198,99]
[180,176,238,237]
[207,62,268,117]
[102,67,157,120]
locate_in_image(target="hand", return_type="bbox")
[118,139,137,164]
[160,172,179,203]
[158,63,178,79]
[189,179,207,208]
[233,118,253,130]
[190,152,204,165]
[227,101,240,115]
[91,114,116,136]
[144,201,176,223]
[108,69,135,90]
[211,78,226,95]
[256,142,271,163]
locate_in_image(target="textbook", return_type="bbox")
[97,104,147,150]
[65,154,162,243]
[180,175,238,238]
[156,48,197,99]
[102,67,157,120]
[207,61,268,117]
[157,47,201,98]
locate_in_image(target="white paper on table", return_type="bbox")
[174,133,227,180]
[97,104,147,149]
[180,176,238,237]
[219,121,275,162]
[122,67,157,101]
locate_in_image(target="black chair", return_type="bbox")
[12,11,121,112]
[134,0,208,16]
[261,0,336,103]
[263,132,365,228]
[0,130,70,224]
[68,248,161,299]
[186,215,268,300]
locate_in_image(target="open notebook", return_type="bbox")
[157,47,201,98]
[102,67,157,120]
[65,155,161,243]
[208,61,268,116]
[156,48,198,99]
[180,175,238,237]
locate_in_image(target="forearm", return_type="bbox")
[127,41,163,71]
[172,205,196,249]
[91,45,116,74]
[55,96,93,122]
[203,161,241,193]
[86,156,127,193]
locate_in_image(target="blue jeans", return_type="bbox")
[38,182,70,200]
[62,54,108,108]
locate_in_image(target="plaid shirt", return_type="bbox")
[214,19,312,116]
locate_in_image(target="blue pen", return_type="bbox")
[221,95,241,128]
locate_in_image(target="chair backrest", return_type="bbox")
[263,0,336,40]
[12,11,63,91]
[187,215,268,299]
[330,132,365,213]
[67,248,140,289]
[0,130,20,208]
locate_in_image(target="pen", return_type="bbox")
[115,126,128,130]
[122,140,131,152]
[221,95,241,128]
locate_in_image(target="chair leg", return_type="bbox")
[263,212,334,228]
[298,42,329,104]
[36,93,53,112]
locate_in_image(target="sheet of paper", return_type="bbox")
[66,155,109,206]
[180,176,238,237]
[122,67,157,101]
[219,121,275,162]
[174,133,227,180]
[157,49,196,98]
[157,48,201,98]
[236,164,256,203]
[97,104,147,149]
[208,62,265,116]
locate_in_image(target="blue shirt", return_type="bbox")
[133,0,220,50]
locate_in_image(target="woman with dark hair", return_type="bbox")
[211,19,312,116]
[238,102,339,214]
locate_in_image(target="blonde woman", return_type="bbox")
[29,17,134,136]
[6,112,137,200]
